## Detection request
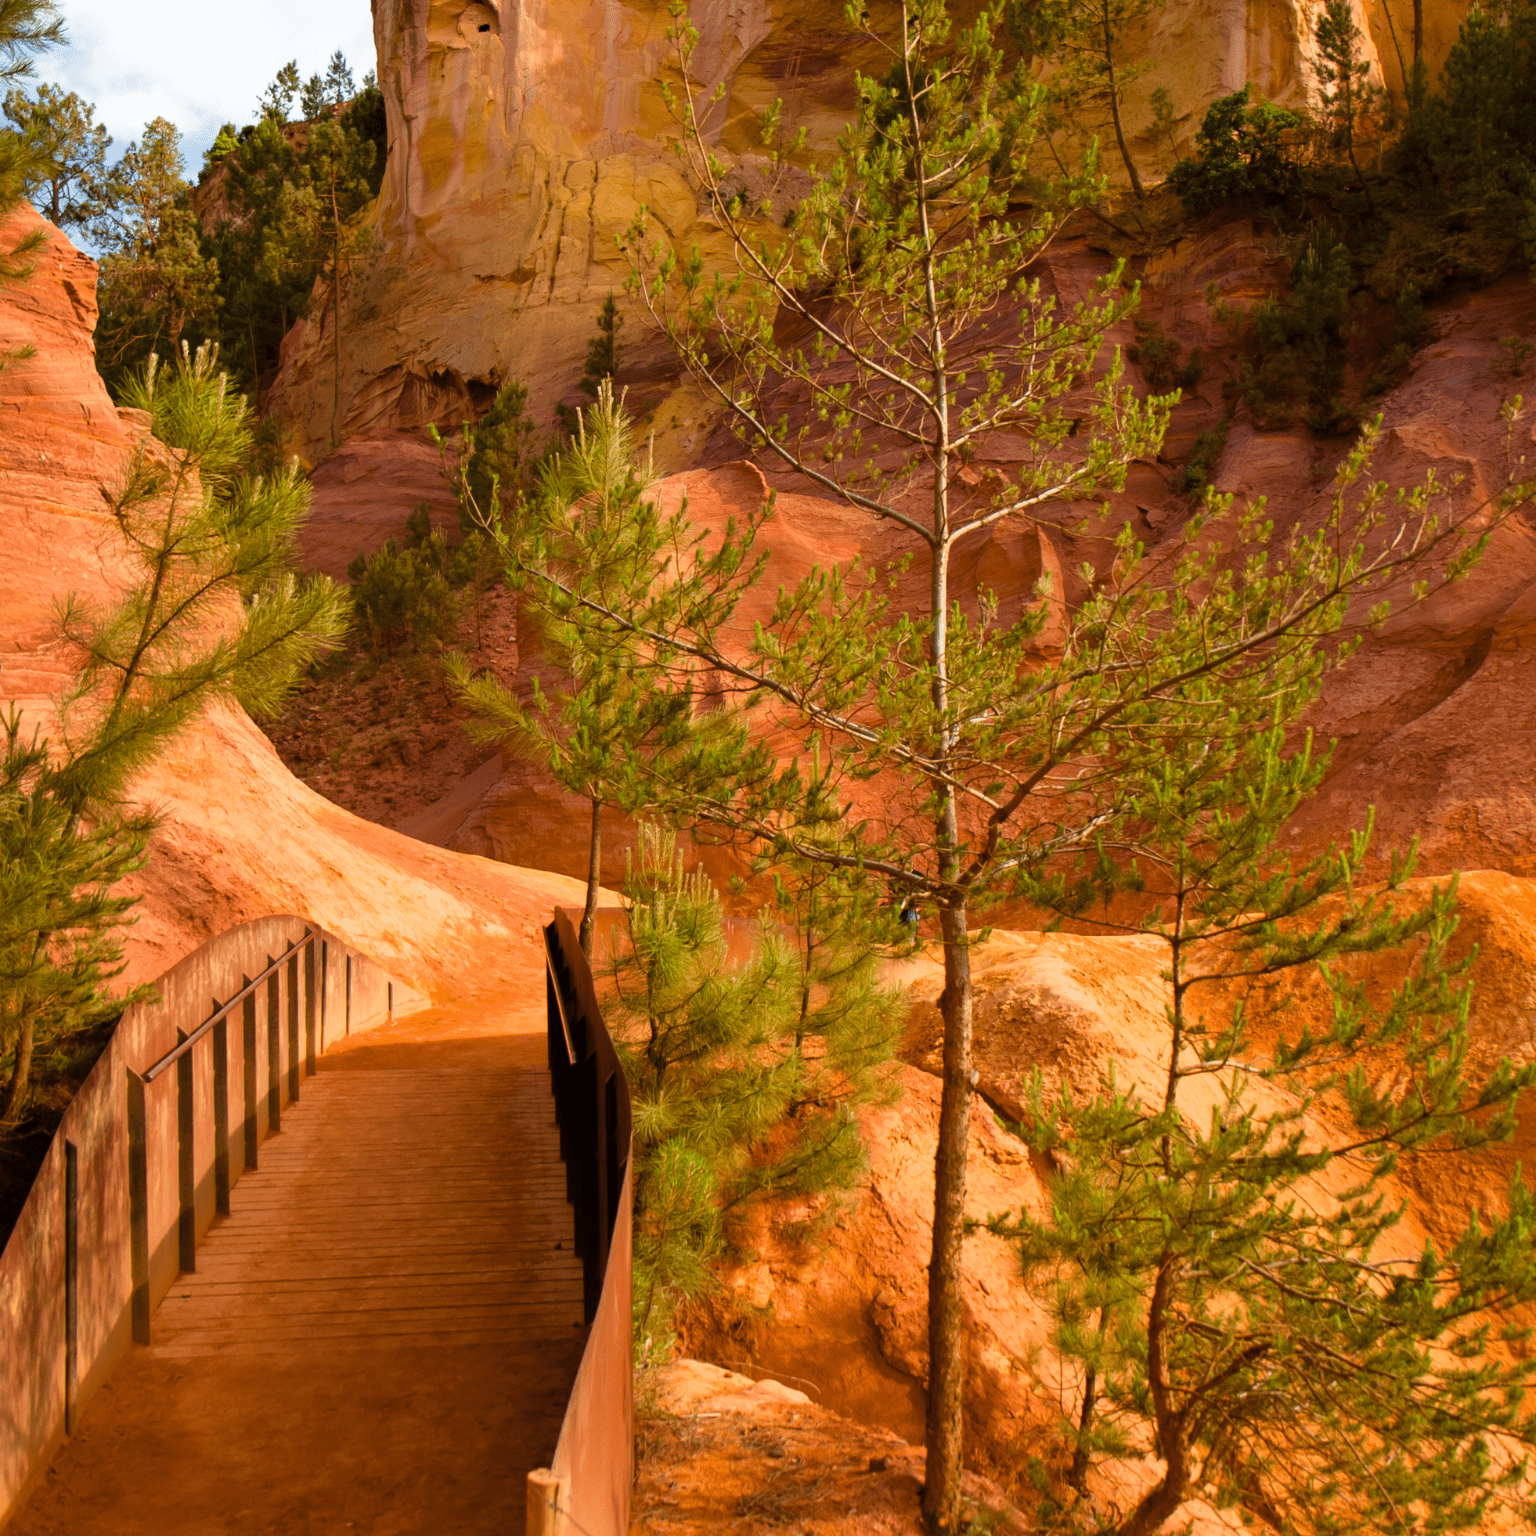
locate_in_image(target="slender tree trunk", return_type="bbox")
[1411,0,1425,110]
[925,893,973,1530]
[1117,1261,1188,1536]
[579,797,602,958]
[1,1018,34,1126]
[1102,11,1145,200]
[329,205,343,450]
[1068,1306,1110,1491]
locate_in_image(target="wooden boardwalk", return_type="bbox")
[7,1006,585,1536]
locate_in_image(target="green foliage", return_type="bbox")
[259,60,301,125]
[0,711,153,1129]
[1179,415,1228,494]
[2,342,346,1124]
[2,83,110,232]
[1229,226,1355,431]
[993,579,1536,1531]
[448,384,705,951]
[1495,333,1535,380]
[460,379,540,536]
[607,826,899,1364]
[92,118,218,390]
[346,517,458,660]
[1007,0,1163,198]
[1168,86,1305,217]
[0,0,62,84]
[556,294,625,434]
[1315,0,1379,186]
[1125,320,1201,393]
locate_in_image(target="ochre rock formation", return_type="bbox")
[0,202,601,1003]
[265,0,1460,463]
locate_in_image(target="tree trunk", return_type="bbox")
[329,176,344,450]
[579,798,602,958]
[923,896,974,1530]
[1102,11,1145,200]
[1116,1261,1188,1536]
[1,1017,34,1127]
[1411,0,1425,107]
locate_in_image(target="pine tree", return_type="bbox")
[447,384,706,955]
[607,825,899,1363]
[259,61,301,125]
[0,0,62,83]
[2,84,110,233]
[992,602,1536,1532]
[581,6,1529,1523]
[93,119,219,387]
[1008,0,1165,200]
[0,713,153,1128]
[2,343,349,1121]
[555,294,624,435]
[1316,0,1379,197]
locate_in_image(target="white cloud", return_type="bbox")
[32,0,377,171]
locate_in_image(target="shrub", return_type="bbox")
[1127,320,1203,393]
[346,520,458,658]
[1169,86,1305,217]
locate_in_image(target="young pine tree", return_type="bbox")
[602,5,1524,1522]
[994,580,1536,1532]
[608,825,898,1363]
[2,343,348,1121]
[447,383,706,956]
[1008,0,1165,200]
[0,713,153,1128]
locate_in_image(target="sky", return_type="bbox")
[30,0,378,173]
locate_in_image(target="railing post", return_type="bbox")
[320,939,329,1052]
[526,1469,570,1536]
[345,953,352,1036]
[287,950,300,1102]
[304,938,317,1075]
[175,1027,195,1273]
[266,956,281,1133]
[64,1139,78,1433]
[212,1012,230,1214]
[242,979,258,1171]
[126,1069,150,1345]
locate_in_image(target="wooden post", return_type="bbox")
[242,980,258,1171]
[213,1012,230,1215]
[176,1028,195,1273]
[64,1140,78,1432]
[526,1469,570,1536]
[266,957,281,1133]
[304,939,317,1075]
[126,1070,150,1345]
[287,951,301,1102]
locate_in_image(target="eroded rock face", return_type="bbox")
[0,203,597,1003]
[265,0,1448,463]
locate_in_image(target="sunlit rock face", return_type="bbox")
[264,0,1461,463]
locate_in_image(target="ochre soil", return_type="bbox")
[261,582,516,836]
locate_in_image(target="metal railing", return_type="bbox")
[530,910,633,1536]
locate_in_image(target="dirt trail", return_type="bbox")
[7,1002,583,1536]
